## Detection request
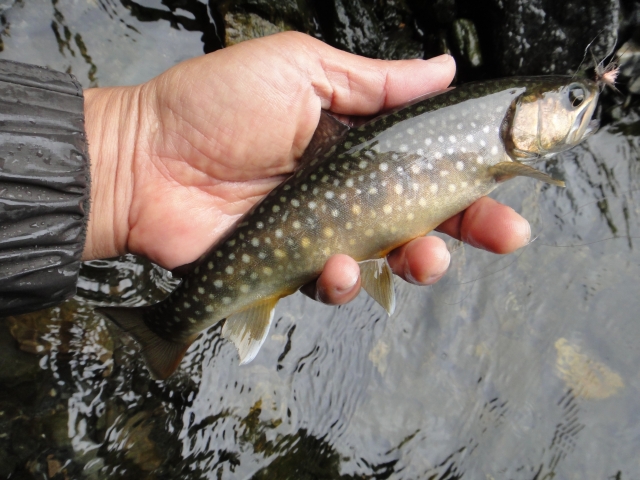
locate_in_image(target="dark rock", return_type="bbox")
[313,0,423,59]
[452,18,483,67]
[492,0,620,76]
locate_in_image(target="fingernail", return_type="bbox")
[335,270,358,294]
[427,54,453,64]
[523,220,532,246]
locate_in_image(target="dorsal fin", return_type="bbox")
[298,111,350,167]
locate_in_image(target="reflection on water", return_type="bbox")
[1,0,639,478]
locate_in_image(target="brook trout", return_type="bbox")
[99,76,600,379]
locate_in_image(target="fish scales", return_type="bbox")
[99,76,600,378]
[163,85,521,329]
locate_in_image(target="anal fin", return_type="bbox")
[97,306,193,380]
[221,298,278,365]
[489,161,565,187]
[359,258,396,316]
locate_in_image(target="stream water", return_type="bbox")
[0,1,638,478]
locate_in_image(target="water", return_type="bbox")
[1,1,639,478]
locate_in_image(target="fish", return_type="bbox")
[98,75,600,380]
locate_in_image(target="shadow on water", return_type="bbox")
[1,0,640,478]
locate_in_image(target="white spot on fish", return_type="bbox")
[301,184,308,191]
[368,187,378,195]
[440,170,450,177]
[242,254,250,263]
[425,138,432,146]
[461,181,468,188]
[407,128,415,135]
[346,179,354,187]
[449,135,456,143]
[309,201,317,209]
[480,140,486,147]
[198,287,205,294]
[411,164,420,174]
[214,280,223,288]
[240,285,250,293]
[225,266,234,274]
[251,238,260,247]
[359,160,368,169]
[208,262,214,270]
[447,148,454,154]
[483,125,490,133]
[419,198,427,206]
[491,145,499,155]
[407,212,414,220]
[325,191,334,199]
[383,204,392,214]
[293,221,301,229]
[448,184,457,192]
[332,209,339,217]
[477,156,484,164]
[222,297,231,305]
[438,136,444,142]
[256,221,264,229]
[291,199,300,207]
[466,134,474,142]
[427,163,434,170]
[352,205,361,215]
[395,184,403,195]
[184,301,191,309]
[275,229,283,238]
[228,253,235,260]
[456,161,464,171]
[399,144,409,152]
[380,162,388,172]
[429,184,438,194]
[434,152,443,160]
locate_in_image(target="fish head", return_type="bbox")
[507,77,600,161]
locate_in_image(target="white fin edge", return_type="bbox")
[359,258,396,316]
[221,298,278,365]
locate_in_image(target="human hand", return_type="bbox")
[83,32,531,305]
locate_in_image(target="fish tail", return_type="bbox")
[97,306,193,380]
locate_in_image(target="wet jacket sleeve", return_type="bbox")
[0,59,90,316]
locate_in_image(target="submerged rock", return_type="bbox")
[225,11,289,46]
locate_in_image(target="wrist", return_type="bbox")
[83,86,141,261]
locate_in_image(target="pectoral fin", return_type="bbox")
[359,258,396,315]
[489,161,565,187]
[97,306,194,380]
[221,298,278,365]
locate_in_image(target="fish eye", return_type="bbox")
[568,85,585,108]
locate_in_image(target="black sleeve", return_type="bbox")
[0,59,90,316]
